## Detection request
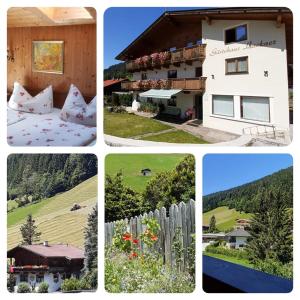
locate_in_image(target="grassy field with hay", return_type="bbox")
[7,175,97,250]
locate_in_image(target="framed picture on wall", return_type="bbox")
[32,41,64,74]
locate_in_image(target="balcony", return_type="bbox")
[126,44,206,72]
[122,77,206,92]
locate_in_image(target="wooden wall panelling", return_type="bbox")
[7,24,96,108]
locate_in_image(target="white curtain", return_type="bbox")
[242,97,270,122]
[212,95,234,117]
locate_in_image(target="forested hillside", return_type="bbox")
[104,62,131,80]
[203,167,293,213]
[7,154,97,201]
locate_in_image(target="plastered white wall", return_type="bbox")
[202,19,290,134]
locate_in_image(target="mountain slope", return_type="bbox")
[203,206,252,231]
[105,154,187,192]
[203,167,293,213]
[7,176,97,250]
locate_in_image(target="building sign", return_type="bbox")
[209,40,277,56]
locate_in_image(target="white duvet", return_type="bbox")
[7,107,96,146]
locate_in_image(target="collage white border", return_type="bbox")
[0,0,298,299]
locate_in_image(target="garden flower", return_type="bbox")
[133,239,139,244]
[122,232,132,241]
[151,235,158,241]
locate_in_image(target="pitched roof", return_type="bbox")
[104,79,126,88]
[8,244,84,260]
[226,229,251,237]
[116,7,292,61]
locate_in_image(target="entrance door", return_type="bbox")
[194,94,203,120]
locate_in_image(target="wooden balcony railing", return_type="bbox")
[121,77,206,91]
[126,44,206,72]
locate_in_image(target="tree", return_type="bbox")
[143,155,195,211]
[84,205,98,272]
[20,214,41,245]
[209,215,217,233]
[105,172,142,222]
[246,189,293,265]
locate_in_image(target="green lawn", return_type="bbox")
[104,110,209,143]
[104,110,171,138]
[203,206,252,231]
[204,252,253,268]
[105,154,187,192]
[141,130,208,144]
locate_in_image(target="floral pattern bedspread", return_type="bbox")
[7,108,96,146]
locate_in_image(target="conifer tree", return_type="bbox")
[209,215,217,233]
[246,189,293,264]
[20,214,41,245]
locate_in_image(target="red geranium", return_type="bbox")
[122,232,132,241]
[133,239,139,244]
[151,235,158,241]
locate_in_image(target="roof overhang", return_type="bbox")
[116,7,292,61]
[139,89,182,99]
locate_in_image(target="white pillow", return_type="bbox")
[8,82,53,114]
[60,84,96,127]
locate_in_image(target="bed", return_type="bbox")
[7,107,96,146]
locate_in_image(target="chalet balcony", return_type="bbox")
[121,77,206,92]
[126,44,206,72]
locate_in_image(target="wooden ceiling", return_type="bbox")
[7,7,96,28]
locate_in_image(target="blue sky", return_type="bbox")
[104,7,201,68]
[203,154,293,196]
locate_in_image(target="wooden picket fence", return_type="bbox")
[105,199,195,270]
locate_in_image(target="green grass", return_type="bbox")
[203,252,253,268]
[141,130,208,144]
[7,176,97,250]
[203,206,252,231]
[104,110,171,138]
[105,154,187,192]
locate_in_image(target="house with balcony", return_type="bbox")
[116,7,292,136]
[7,242,85,292]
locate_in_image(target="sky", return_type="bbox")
[104,7,201,68]
[203,154,293,196]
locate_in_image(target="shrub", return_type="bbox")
[111,106,127,113]
[17,282,31,293]
[254,259,293,279]
[37,282,49,293]
[61,278,81,292]
[112,93,120,106]
[7,274,16,293]
[138,102,159,114]
[104,95,112,106]
[119,94,133,106]
[205,245,248,260]
[81,269,97,290]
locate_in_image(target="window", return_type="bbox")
[141,73,147,80]
[225,24,247,44]
[36,273,44,283]
[212,95,234,117]
[167,97,177,107]
[226,57,248,74]
[168,70,177,79]
[53,273,59,283]
[195,67,202,77]
[241,96,270,122]
[20,272,28,282]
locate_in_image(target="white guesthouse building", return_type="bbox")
[117,7,293,137]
